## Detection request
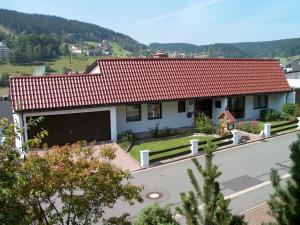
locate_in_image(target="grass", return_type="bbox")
[108,41,133,57]
[257,120,298,134]
[130,135,214,162]
[0,55,98,75]
[0,87,9,96]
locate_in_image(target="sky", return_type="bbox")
[1,0,300,45]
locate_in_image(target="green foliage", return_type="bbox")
[267,134,300,225]
[282,103,299,121]
[0,73,9,87]
[150,37,300,58]
[0,118,143,225]
[117,130,135,150]
[176,141,247,225]
[194,113,215,134]
[9,33,61,63]
[237,121,260,134]
[134,204,179,225]
[260,109,281,122]
[0,9,146,55]
[150,123,179,138]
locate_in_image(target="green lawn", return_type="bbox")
[0,55,98,75]
[130,135,214,162]
[109,41,133,57]
[0,87,9,96]
[257,120,298,134]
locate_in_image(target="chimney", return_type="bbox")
[153,51,169,58]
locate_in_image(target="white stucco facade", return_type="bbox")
[13,92,295,146]
[116,100,195,134]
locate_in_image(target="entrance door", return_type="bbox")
[194,99,212,118]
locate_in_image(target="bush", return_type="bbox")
[237,121,261,134]
[117,130,135,150]
[134,204,179,225]
[194,113,215,134]
[282,103,299,121]
[150,123,179,138]
[260,109,281,122]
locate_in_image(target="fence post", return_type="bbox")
[297,117,300,129]
[231,129,239,145]
[140,150,150,168]
[190,139,199,156]
[264,123,271,138]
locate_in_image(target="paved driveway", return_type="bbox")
[96,143,141,172]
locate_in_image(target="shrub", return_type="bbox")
[194,113,215,134]
[282,103,299,121]
[134,204,179,225]
[150,123,179,138]
[237,120,261,134]
[260,109,281,122]
[117,130,135,150]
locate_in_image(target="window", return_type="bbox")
[215,100,221,108]
[148,103,162,120]
[253,95,268,109]
[126,104,141,122]
[178,101,186,113]
[227,96,245,118]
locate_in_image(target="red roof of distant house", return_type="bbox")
[10,58,291,112]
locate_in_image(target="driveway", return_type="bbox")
[96,143,141,172]
[103,131,298,222]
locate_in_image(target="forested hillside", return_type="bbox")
[150,37,300,58]
[0,9,147,59]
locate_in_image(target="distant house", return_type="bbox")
[10,57,294,148]
[70,45,82,54]
[0,42,10,58]
[284,58,300,73]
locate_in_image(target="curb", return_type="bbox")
[131,129,300,173]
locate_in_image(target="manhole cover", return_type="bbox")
[146,192,163,199]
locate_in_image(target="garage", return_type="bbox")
[27,110,111,146]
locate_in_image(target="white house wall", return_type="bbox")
[89,65,101,74]
[212,97,227,124]
[244,96,261,120]
[116,101,194,134]
[268,93,288,113]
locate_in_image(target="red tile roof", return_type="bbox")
[10,58,291,112]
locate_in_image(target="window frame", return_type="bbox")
[148,102,162,120]
[126,104,141,122]
[178,101,186,113]
[227,96,245,119]
[253,95,268,109]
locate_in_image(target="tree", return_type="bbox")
[0,118,143,225]
[134,204,179,225]
[267,134,300,225]
[176,141,246,225]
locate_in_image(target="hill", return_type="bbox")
[149,37,300,58]
[0,8,147,54]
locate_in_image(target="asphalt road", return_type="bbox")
[104,132,298,222]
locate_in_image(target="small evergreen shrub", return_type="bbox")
[150,123,179,138]
[117,130,135,150]
[134,204,179,225]
[194,113,215,134]
[260,109,281,122]
[282,103,299,121]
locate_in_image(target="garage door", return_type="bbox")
[27,111,111,146]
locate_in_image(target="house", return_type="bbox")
[284,57,300,73]
[10,57,294,148]
[0,42,10,58]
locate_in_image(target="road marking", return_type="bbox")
[174,173,292,218]
[225,173,290,200]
